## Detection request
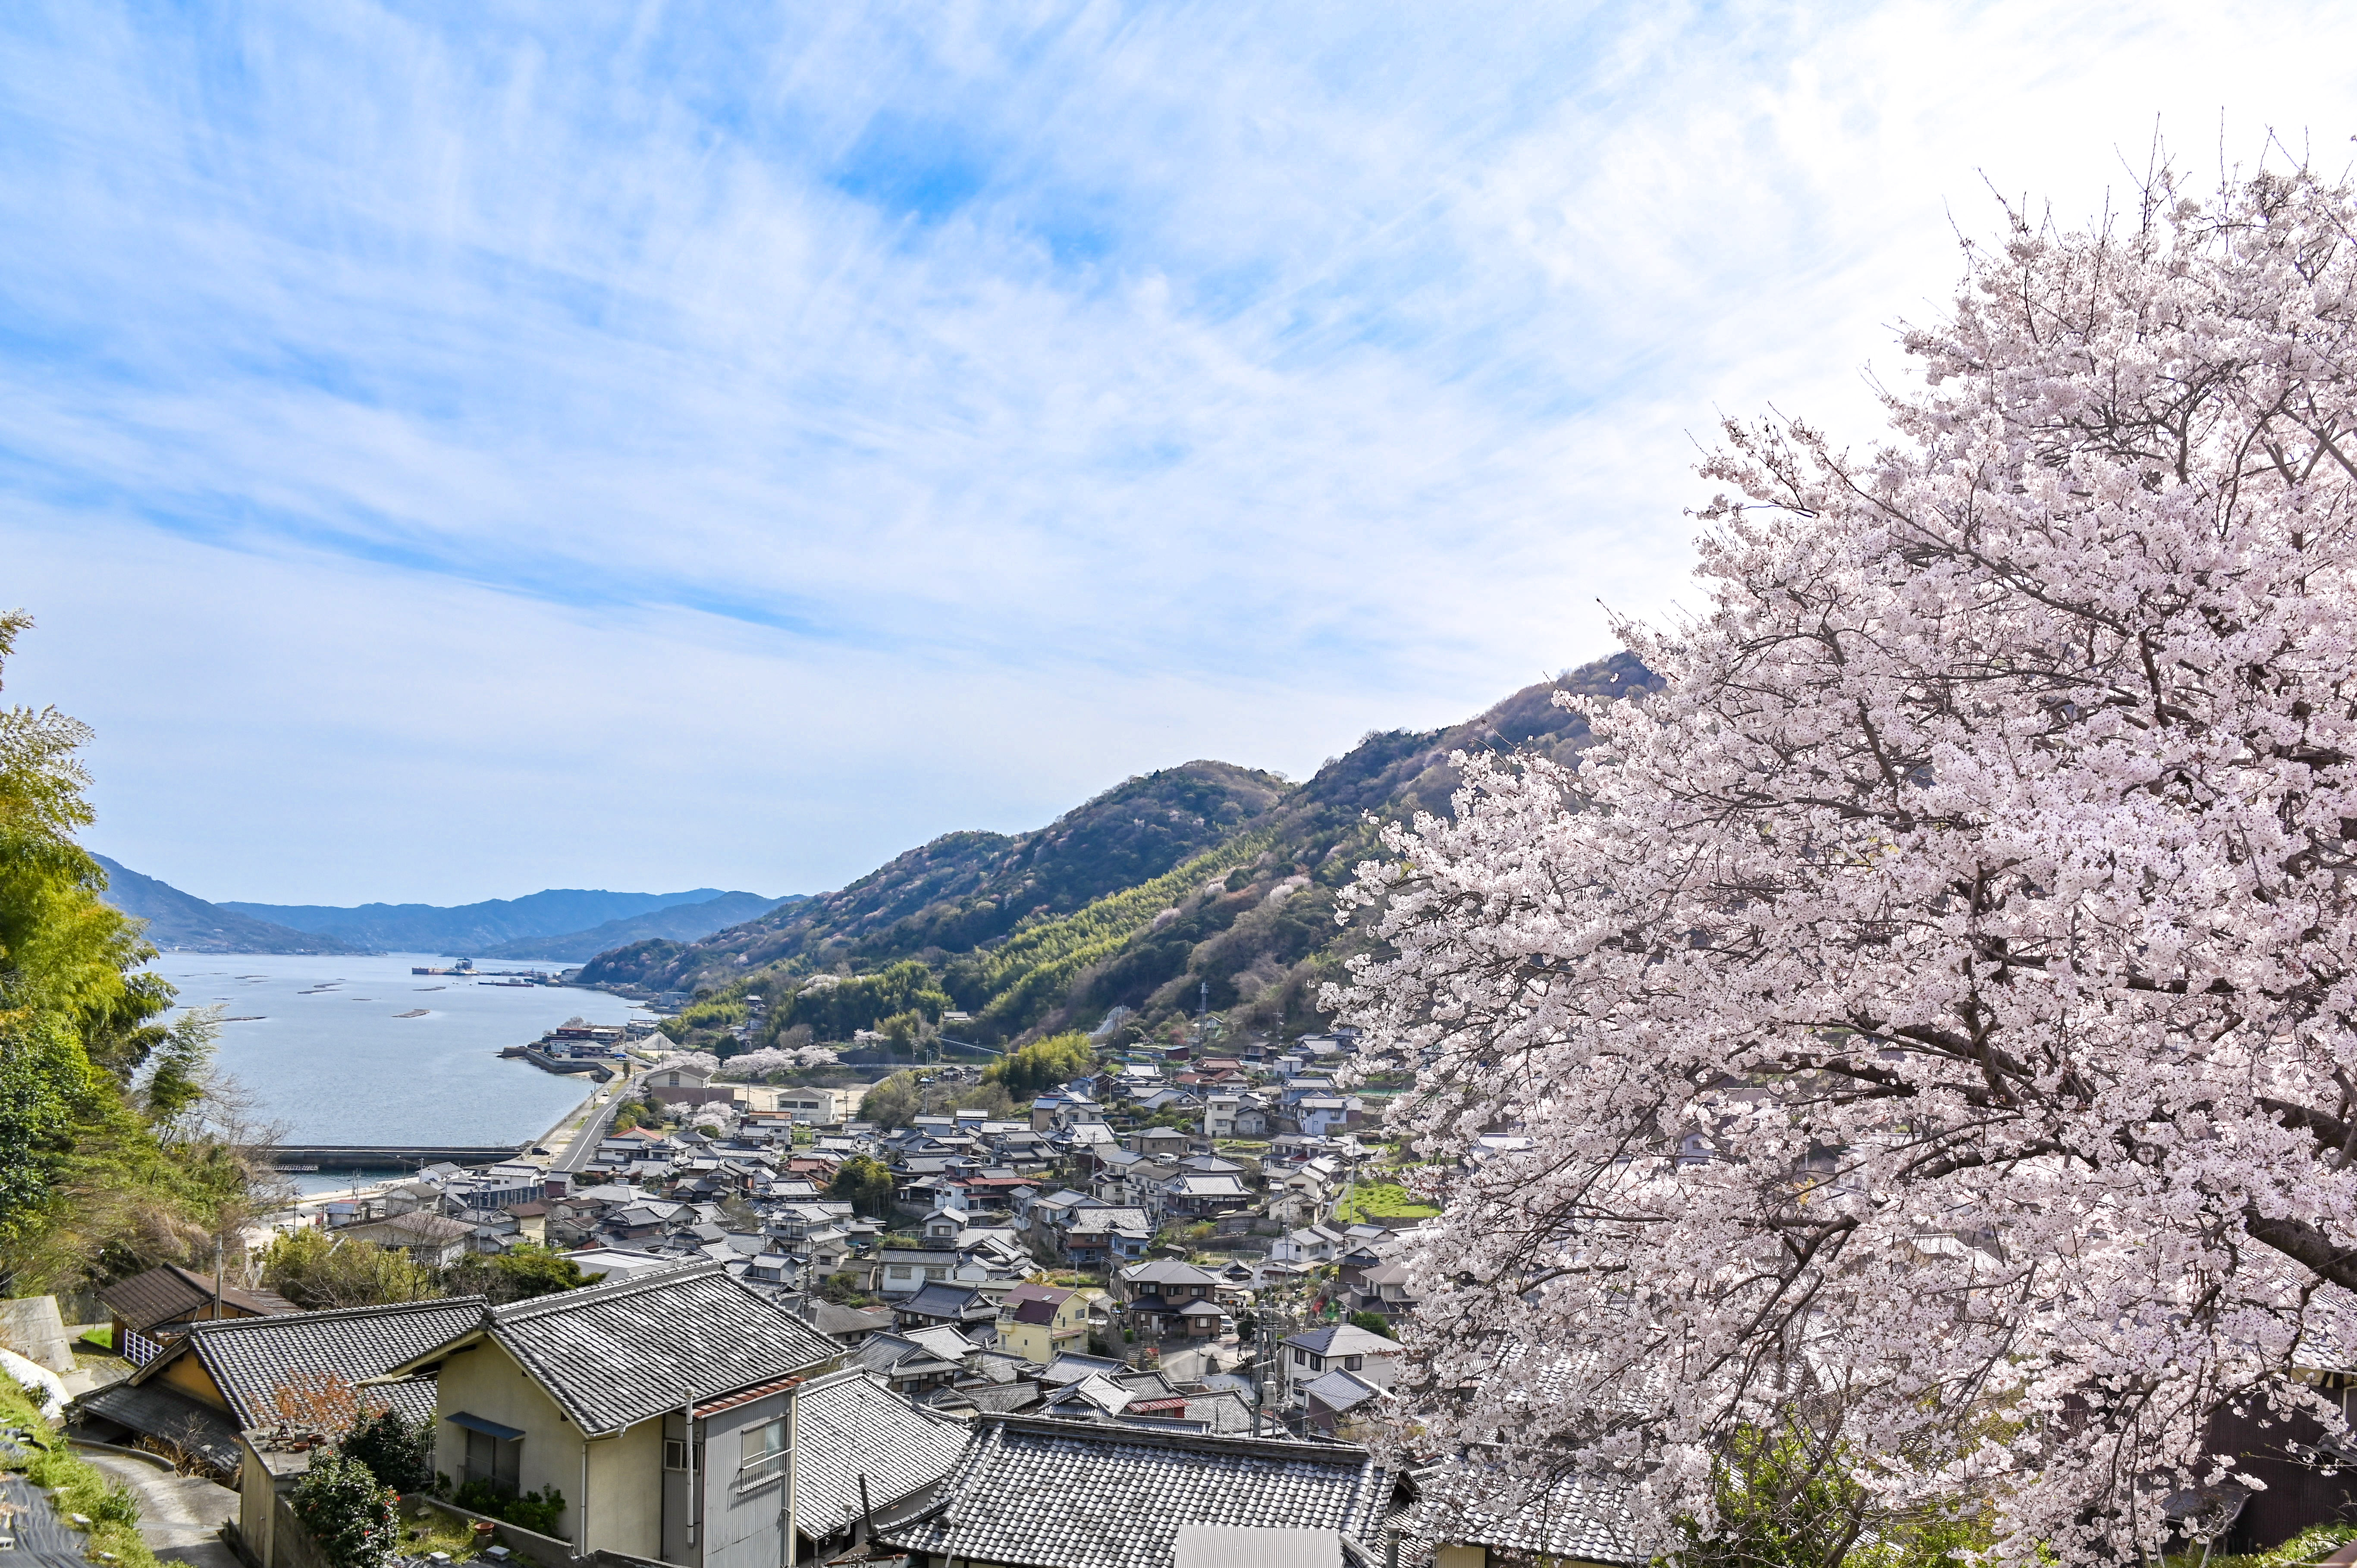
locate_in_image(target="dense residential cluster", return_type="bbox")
[46,1025,1608,1568]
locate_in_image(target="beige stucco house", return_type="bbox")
[378,1260,841,1566]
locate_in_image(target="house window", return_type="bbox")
[742,1417,787,1477]
[1345,1355,1363,1371]
[665,1440,688,1471]
[464,1428,521,1496]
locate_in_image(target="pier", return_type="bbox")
[271,1144,529,1172]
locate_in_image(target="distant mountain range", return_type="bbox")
[91,855,364,955]
[471,891,804,961]
[92,862,800,957]
[218,886,789,955]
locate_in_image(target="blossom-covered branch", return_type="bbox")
[1340,165,2357,1563]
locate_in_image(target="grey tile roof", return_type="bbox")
[1120,1261,1224,1289]
[1302,1369,1383,1413]
[808,1302,896,1339]
[1416,1466,1643,1568]
[73,1379,243,1470]
[901,1282,990,1320]
[883,1415,1400,1568]
[1040,1352,1127,1387]
[791,1368,973,1536]
[962,1381,1042,1414]
[1283,1325,1400,1359]
[475,1260,839,1436]
[156,1297,488,1428]
[857,1333,963,1380]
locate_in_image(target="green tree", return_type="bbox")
[985,1031,1096,1099]
[827,1154,897,1217]
[441,1244,587,1304]
[0,611,264,1292]
[1675,1419,1988,1568]
[291,1450,399,1568]
[1346,1311,1394,1339]
[340,1407,434,1496]
[858,1072,921,1129]
[261,1228,437,1311]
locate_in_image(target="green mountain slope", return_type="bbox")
[596,652,1655,1053]
[92,855,361,954]
[577,760,1286,987]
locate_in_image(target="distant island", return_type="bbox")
[93,863,804,957]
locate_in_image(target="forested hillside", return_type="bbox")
[597,652,1654,1055]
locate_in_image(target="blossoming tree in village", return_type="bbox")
[1342,166,2357,1562]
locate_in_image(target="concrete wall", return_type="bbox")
[238,1443,279,1565]
[270,1493,339,1568]
[0,1297,76,1374]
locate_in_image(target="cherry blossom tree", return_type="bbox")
[717,1044,841,1076]
[1341,165,2357,1563]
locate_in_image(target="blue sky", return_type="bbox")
[5,0,2354,904]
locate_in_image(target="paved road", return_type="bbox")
[76,1449,239,1568]
[551,1071,639,1175]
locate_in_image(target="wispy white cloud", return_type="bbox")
[4,0,2354,901]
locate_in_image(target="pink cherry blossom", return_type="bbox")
[1338,166,2357,1563]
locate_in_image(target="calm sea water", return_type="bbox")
[148,951,650,1158]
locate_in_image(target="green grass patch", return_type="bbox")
[0,1376,158,1568]
[395,1503,483,1562]
[76,1325,113,1352]
[2167,1521,2357,1568]
[1332,1182,1440,1223]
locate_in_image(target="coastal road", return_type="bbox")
[550,1069,640,1175]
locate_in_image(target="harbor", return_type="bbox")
[150,950,651,1152]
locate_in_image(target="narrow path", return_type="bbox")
[75,1450,238,1568]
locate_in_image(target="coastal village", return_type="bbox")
[1,1016,1596,1568]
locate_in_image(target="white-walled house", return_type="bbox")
[1279,1323,1405,1408]
[379,1261,841,1565]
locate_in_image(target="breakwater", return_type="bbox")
[273,1144,529,1171]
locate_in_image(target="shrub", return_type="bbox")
[1346,1311,1394,1339]
[341,1407,434,1496]
[453,1480,566,1537]
[441,1245,589,1304]
[292,1451,399,1568]
[504,1487,567,1537]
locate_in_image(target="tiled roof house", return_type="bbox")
[883,1416,1409,1568]
[1417,1467,1644,1568]
[790,1367,972,1555]
[380,1260,841,1562]
[73,1296,482,1476]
